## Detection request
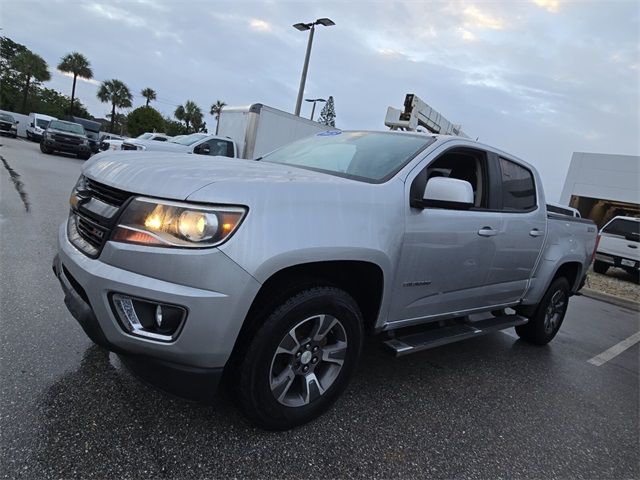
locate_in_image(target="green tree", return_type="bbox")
[12,50,50,113]
[0,37,29,111]
[97,79,133,132]
[33,88,90,119]
[317,95,336,127]
[209,99,226,134]
[163,116,186,136]
[141,87,157,107]
[57,52,93,116]
[174,100,202,133]
[127,106,165,137]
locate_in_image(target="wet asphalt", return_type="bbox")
[0,137,638,479]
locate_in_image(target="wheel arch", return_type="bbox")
[226,260,385,370]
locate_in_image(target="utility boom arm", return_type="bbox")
[385,93,467,137]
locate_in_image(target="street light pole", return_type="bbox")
[293,18,335,116]
[295,24,315,117]
[305,98,326,121]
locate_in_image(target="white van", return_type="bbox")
[26,113,57,141]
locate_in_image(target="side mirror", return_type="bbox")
[15,121,19,125]
[30,122,34,127]
[195,143,210,155]
[421,177,474,210]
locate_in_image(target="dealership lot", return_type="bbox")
[1,137,638,479]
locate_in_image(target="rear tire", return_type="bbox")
[516,277,570,345]
[593,261,609,275]
[237,286,363,430]
[40,143,50,154]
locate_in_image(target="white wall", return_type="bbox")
[0,110,30,138]
[560,152,640,205]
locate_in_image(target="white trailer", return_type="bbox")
[217,103,333,159]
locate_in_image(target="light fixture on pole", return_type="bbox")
[305,98,326,121]
[293,18,335,116]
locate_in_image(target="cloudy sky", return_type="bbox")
[4,0,639,200]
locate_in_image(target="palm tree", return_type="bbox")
[209,99,226,134]
[97,79,133,132]
[57,52,93,116]
[175,100,202,133]
[12,51,50,112]
[141,87,157,107]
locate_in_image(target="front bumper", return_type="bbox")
[43,138,91,154]
[55,222,261,373]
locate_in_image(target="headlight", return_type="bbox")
[81,138,89,145]
[111,198,247,248]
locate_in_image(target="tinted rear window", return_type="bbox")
[499,158,536,211]
[602,219,640,237]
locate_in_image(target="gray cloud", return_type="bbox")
[3,0,638,200]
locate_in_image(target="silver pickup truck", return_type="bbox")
[53,131,597,429]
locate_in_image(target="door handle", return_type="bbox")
[529,228,544,237]
[478,227,497,237]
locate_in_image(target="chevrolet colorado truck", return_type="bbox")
[53,131,597,429]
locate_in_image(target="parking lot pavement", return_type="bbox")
[1,137,638,479]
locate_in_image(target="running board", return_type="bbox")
[383,314,528,356]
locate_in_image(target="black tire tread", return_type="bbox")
[237,286,362,430]
[516,277,570,345]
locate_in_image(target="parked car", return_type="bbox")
[0,112,18,138]
[69,116,102,154]
[40,119,92,160]
[26,113,56,141]
[53,131,597,429]
[594,216,640,275]
[101,132,171,151]
[122,132,236,157]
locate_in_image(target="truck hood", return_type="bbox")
[81,151,353,201]
[125,139,189,153]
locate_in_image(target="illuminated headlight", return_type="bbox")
[111,197,247,248]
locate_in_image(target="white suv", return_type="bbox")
[594,216,640,275]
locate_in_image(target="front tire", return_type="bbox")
[237,287,363,430]
[593,261,609,275]
[40,143,51,154]
[516,277,570,345]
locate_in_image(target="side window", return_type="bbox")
[413,147,490,209]
[202,139,234,157]
[154,137,167,142]
[499,158,536,212]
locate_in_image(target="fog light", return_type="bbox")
[112,294,186,342]
[155,305,163,328]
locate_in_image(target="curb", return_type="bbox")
[580,288,640,312]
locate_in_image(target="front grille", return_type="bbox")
[121,143,138,151]
[85,178,130,207]
[53,133,82,145]
[0,123,11,131]
[70,178,134,257]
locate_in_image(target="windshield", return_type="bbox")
[85,131,99,140]
[602,219,640,238]
[137,133,153,139]
[36,118,50,128]
[262,131,433,182]
[170,133,207,146]
[49,120,86,135]
[0,113,14,122]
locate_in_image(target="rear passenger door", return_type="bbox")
[487,156,546,303]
